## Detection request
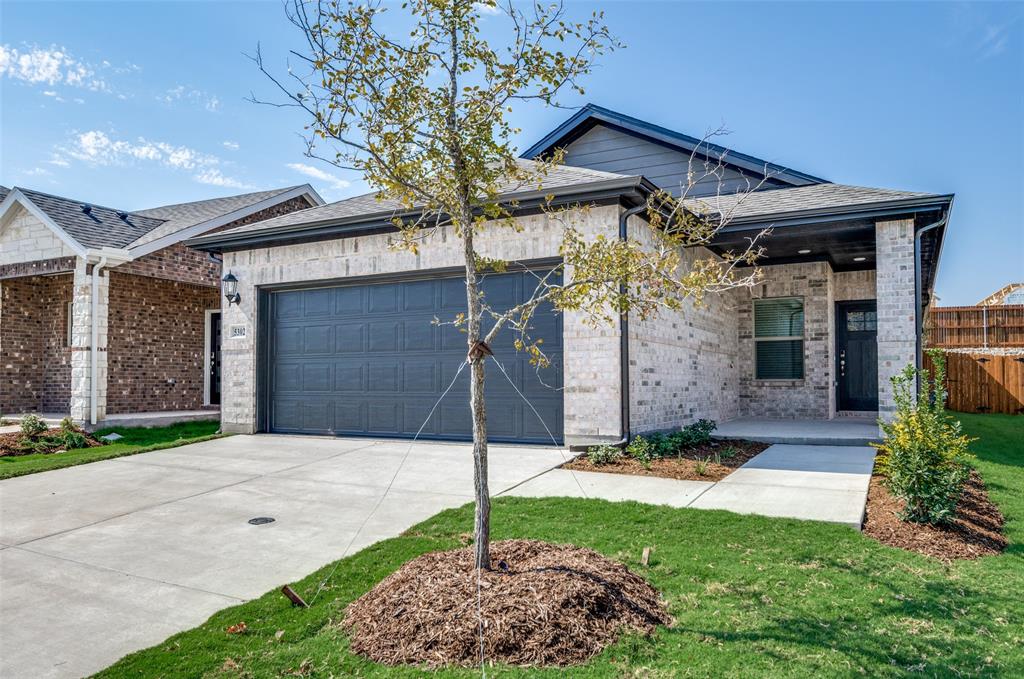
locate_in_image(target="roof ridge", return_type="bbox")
[14,185,153,219]
[136,185,301,214]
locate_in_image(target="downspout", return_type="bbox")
[913,213,948,387]
[90,256,108,426]
[615,202,648,446]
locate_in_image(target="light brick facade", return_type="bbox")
[874,218,918,419]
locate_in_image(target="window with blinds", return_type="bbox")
[754,297,804,379]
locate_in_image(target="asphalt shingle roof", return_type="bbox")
[206,160,632,239]
[130,186,306,248]
[4,185,314,251]
[17,188,167,249]
[685,183,943,223]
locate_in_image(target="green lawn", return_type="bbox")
[0,421,224,479]
[97,414,1023,678]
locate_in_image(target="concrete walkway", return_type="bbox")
[0,435,566,679]
[505,444,876,528]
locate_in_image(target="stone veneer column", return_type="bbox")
[69,258,109,423]
[874,218,917,421]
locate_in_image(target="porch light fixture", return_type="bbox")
[797,249,811,254]
[853,256,866,262]
[222,272,241,305]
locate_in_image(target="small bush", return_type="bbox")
[626,436,656,465]
[646,432,677,458]
[55,430,89,450]
[60,417,77,432]
[19,415,48,438]
[587,444,623,466]
[874,351,974,525]
[694,456,710,476]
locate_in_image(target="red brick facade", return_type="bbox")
[106,272,220,413]
[112,196,314,287]
[0,275,73,413]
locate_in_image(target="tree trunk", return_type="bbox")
[462,222,491,570]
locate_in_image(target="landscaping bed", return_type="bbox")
[863,470,1007,561]
[564,438,768,481]
[0,427,103,457]
[343,539,670,667]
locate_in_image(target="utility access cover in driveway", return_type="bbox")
[268,269,563,442]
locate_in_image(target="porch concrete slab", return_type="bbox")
[89,409,220,431]
[0,460,254,545]
[503,468,714,507]
[737,444,877,475]
[0,547,239,679]
[713,417,880,446]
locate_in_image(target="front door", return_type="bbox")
[836,301,878,411]
[209,312,222,406]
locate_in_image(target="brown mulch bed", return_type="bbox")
[863,470,1007,561]
[563,439,770,482]
[342,539,671,667]
[0,428,103,457]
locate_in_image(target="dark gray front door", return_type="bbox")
[267,270,563,443]
[836,301,878,412]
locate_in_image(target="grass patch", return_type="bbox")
[96,415,1023,678]
[0,420,224,479]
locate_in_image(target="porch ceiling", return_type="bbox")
[708,218,877,271]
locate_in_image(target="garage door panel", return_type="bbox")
[403,363,436,393]
[303,325,334,354]
[367,364,399,392]
[269,269,563,443]
[335,323,365,352]
[368,284,400,313]
[367,402,401,433]
[403,321,435,351]
[335,402,365,431]
[336,286,364,314]
[303,288,334,316]
[334,362,364,391]
[367,321,400,352]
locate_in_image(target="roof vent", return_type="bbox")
[80,204,92,215]
[117,211,129,220]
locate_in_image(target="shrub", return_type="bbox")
[19,415,48,438]
[626,435,656,465]
[586,444,623,466]
[646,432,676,458]
[873,351,974,525]
[694,456,710,476]
[55,430,89,450]
[60,417,77,432]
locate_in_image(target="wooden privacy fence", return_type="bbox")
[927,305,1024,349]
[924,352,1024,415]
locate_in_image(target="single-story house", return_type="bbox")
[0,184,323,427]
[187,105,948,446]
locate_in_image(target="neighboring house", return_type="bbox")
[0,184,323,427]
[179,104,952,446]
[977,282,1024,306]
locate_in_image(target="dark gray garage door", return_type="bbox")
[267,270,563,443]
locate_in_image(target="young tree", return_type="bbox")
[255,0,767,569]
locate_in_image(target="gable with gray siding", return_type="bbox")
[561,124,792,197]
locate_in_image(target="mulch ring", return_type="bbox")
[342,539,671,667]
[863,470,1007,561]
[0,428,103,457]
[563,439,769,482]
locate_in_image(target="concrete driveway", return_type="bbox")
[0,435,566,679]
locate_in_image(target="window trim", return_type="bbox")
[753,296,805,381]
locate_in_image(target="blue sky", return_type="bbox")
[1,1,1021,305]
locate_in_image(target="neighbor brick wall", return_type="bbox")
[106,272,220,413]
[0,274,73,413]
[113,196,315,287]
[220,205,623,442]
[737,262,834,419]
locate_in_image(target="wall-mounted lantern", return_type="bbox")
[222,272,241,306]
